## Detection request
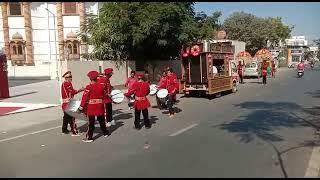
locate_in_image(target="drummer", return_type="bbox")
[61,71,84,136]
[124,73,152,129]
[125,70,137,109]
[157,70,167,109]
[78,71,110,143]
[166,68,179,118]
[98,68,116,127]
[165,66,178,103]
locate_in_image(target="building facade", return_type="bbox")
[284,36,308,67]
[0,2,99,79]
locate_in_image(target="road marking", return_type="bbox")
[305,146,320,177]
[0,126,60,143]
[169,124,198,137]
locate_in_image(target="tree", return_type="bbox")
[314,39,320,59]
[83,2,199,65]
[223,12,293,55]
[195,11,222,40]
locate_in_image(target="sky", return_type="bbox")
[194,2,320,44]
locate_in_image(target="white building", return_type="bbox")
[0,2,100,79]
[284,36,308,66]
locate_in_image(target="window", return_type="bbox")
[9,2,22,16]
[63,2,77,14]
[67,44,72,54]
[73,42,78,54]
[12,46,17,55]
[18,45,23,55]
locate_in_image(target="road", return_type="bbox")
[0,67,320,177]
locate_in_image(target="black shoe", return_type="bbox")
[104,130,111,137]
[145,124,151,129]
[62,130,69,134]
[134,125,141,130]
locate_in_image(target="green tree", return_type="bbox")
[314,39,320,59]
[223,12,293,55]
[195,11,222,40]
[83,2,199,65]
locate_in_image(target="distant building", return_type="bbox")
[284,36,308,67]
[0,2,100,79]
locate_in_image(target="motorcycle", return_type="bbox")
[297,69,304,78]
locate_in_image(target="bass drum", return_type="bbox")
[65,98,88,121]
[111,89,125,104]
[149,84,158,96]
[156,89,168,104]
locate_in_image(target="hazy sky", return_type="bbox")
[194,2,320,44]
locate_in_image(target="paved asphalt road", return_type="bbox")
[1,66,320,177]
[8,79,49,87]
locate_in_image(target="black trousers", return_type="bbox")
[86,115,109,140]
[134,108,150,127]
[239,75,243,83]
[105,103,113,122]
[262,75,267,84]
[167,95,175,115]
[62,112,77,133]
[156,96,167,109]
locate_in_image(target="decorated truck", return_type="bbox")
[179,40,238,97]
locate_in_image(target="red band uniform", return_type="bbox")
[61,71,83,135]
[262,64,268,85]
[125,71,137,108]
[79,71,110,142]
[166,68,179,116]
[237,62,244,84]
[97,68,115,127]
[124,73,151,129]
[156,71,167,109]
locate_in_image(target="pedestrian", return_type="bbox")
[267,65,272,78]
[124,73,152,129]
[262,63,267,85]
[157,70,167,109]
[166,68,179,118]
[61,71,84,136]
[125,70,137,109]
[97,68,116,127]
[271,61,276,78]
[78,71,110,143]
[237,61,244,84]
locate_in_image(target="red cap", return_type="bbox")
[136,73,144,79]
[104,68,113,75]
[62,71,71,78]
[87,71,99,80]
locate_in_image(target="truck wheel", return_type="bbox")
[232,82,237,93]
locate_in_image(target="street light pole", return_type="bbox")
[45,7,59,81]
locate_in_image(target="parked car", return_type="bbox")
[244,61,261,78]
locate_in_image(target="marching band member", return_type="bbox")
[61,71,84,136]
[262,63,268,85]
[124,73,152,129]
[125,70,137,109]
[165,66,178,103]
[78,71,110,143]
[98,68,116,127]
[237,61,244,84]
[157,70,167,109]
[166,68,179,118]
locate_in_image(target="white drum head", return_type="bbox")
[111,89,124,104]
[65,99,88,121]
[157,89,168,98]
[149,84,158,95]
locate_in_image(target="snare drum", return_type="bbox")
[65,98,88,121]
[149,84,158,96]
[156,89,168,104]
[111,89,125,104]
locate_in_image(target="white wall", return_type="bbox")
[0,6,4,49]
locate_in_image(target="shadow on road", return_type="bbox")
[0,91,37,101]
[212,101,320,178]
[305,90,320,98]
